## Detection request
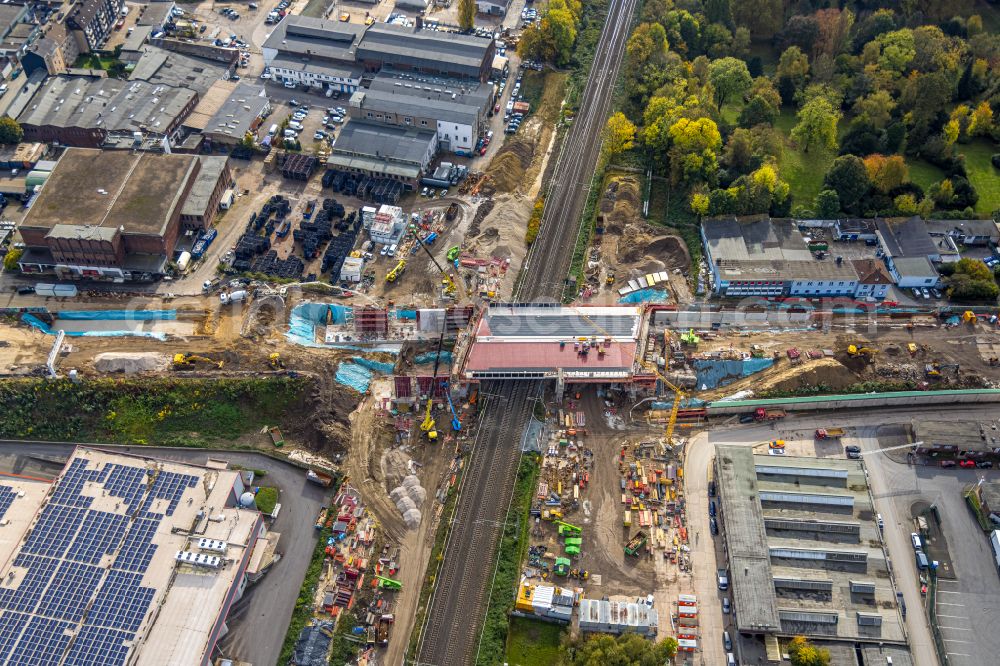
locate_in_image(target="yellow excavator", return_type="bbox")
[847,344,878,359]
[269,353,285,369]
[173,354,223,369]
[410,228,470,300]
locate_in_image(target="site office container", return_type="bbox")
[678,594,697,606]
[678,605,698,618]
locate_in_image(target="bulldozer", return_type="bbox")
[962,310,978,325]
[173,354,223,369]
[269,353,285,369]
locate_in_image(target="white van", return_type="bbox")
[727,653,736,666]
[283,79,297,89]
[387,244,397,257]
[268,123,278,136]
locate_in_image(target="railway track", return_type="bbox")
[518,0,640,302]
[417,381,539,665]
[416,0,638,662]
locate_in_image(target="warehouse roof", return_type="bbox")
[330,120,435,167]
[263,15,364,62]
[924,218,1000,241]
[476,305,642,341]
[716,259,859,282]
[183,80,239,131]
[358,74,490,126]
[876,217,937,258]
[130,47,228,96]
[17,75,196,135]
[136,2,174,28]
[182,156,229,218]
[356,23,491,77]
[892,256,938,279]
[0,448,261,666]
[23,148,198,236]
[703,216,814,262]
[203,83,268,140]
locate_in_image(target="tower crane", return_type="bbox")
[574,311,689,447]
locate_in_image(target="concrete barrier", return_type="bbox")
[707,389,1000,414]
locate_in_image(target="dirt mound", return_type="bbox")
[616,224,690,270]
[762,358,860,393]
[468,199,495,238]
[93,352,169,374]
[286,371,356,453]
[599,176,642,233]
[487,140,534,192]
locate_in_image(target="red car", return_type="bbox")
[479,146,487,156]
[958,459,976,468]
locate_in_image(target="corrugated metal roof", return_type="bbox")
[755,465,848,479]
[759,491,854,507]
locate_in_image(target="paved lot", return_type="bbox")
[862,428,1000,666]
[0,441,332,666]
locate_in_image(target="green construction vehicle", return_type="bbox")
[680,329,701,346]
[625,530,648,557]
[554,557,571,576]
[375,575,402,590]
[565,545,580,556]
[564,537,582,547]
[446,246,461,262]
[555,520,582,536]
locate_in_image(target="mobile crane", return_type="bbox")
[419,327,447,441]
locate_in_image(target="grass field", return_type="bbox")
[907,158,946,191]
[957,139,1000,215]
[774,108,836,208]
[505,617,563,666]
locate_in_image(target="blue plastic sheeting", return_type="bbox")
[692,357,774,390]
[619,289,670,304]
[326,344,401,354]
[351,357,394,374]
[22,313,167,340]
[329,305,350,324]
[55,310,177,321]
[413,351,453,365]
[396,310,417,320]
[335,362,373,393]
[287,303,358,347]
[650,397,705,410]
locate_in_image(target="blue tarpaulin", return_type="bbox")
[335,362,373,393]
[414,351,453,365]
[351,357,394,374]
[22,313,167,340]
[619,289,670,304]
[55,310,177,320]
[395,310,417,320]
[692,357,774,390]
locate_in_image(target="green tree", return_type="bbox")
[823,155,871,212]
[792,97,840,153]
[814,189,841,218]
[704,0,732,27]
[894,193,918,214]
[562,633,678,665]
[954,258,993,282]
[788,636,831,666]
[739,95,779,127]
[731,0,781,39]
[853,90,896,129]
[668,116,722,184]
[874,29,916,74]
[723,128,754,172]
[0,117,23,145]
[458,0,475,31]
[708,56,752,106]
[603,112,637,157]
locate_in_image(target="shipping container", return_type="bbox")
[35,283,78,297]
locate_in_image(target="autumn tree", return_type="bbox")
[970,101,994,137]
[788,636,831,666]
[0,117,22,145]
[668,116,722,184]
[792,97,840,153]
[603,112,637,157]
[458,0,475,32]
[863,154,909,193]
[690,192,710,215]
[517,0,578,66]
[776,46,810,103]
[708,57,752,106]
[823,155,870,213]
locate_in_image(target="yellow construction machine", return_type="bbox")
[386,260,406,282]
[925,362,959,377]
[419,328,448,442]
[847,344,878,359]
[269,353,285,369]
[173,354,223,369]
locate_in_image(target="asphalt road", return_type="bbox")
[0,441,331,666]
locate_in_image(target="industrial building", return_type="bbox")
[179,156,233,231]
[875,217,948,288]
[714,446,909,652]
[0,447,269,666]
[17,148,229,280]
[327,120,437,185]
[459,304,654,386]
[197,83,270,148]
[262,16,495,91]
[578,598,658,636]
[514,579,575,623]
[912,420,1000,458]
[702,217,861,297]
[353,72,492,155]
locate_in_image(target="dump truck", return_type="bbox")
[268,426,285,447]
[377,614,394,645]
[625,530,648,556]
[306,469,334,487]
[754,407,786,421]
[815,427,846,439]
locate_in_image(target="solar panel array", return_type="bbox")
[0,457,203,666]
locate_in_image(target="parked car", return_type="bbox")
[940,459,957,468]
[717,569,728,590]
[709,501,716,517]
[420,186,429,197]
[288,121,303,131]
[16,285,34,295]
[708,481,716,497]
[845,445,862,459]
[738,413,755,424]
[439,189,448,198]
[723,631,732,651]
[722,597,730,614]
[709,517,718,535]
[910,532,922,550]
[959,459,976,468]
[977,461,994,469]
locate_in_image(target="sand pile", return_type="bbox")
[487,140,534,192]
[93,352,169,374]
[616,224,690,270]
[600,176,642,233]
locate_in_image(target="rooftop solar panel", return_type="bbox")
[63,626,134,666]
[66,511,129,565]
[37,561,104,623]
[0,611,30,663]
[21,505,85,559]
[13,616,72,666]
[86,571,154,632]
[0,486,17,523]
